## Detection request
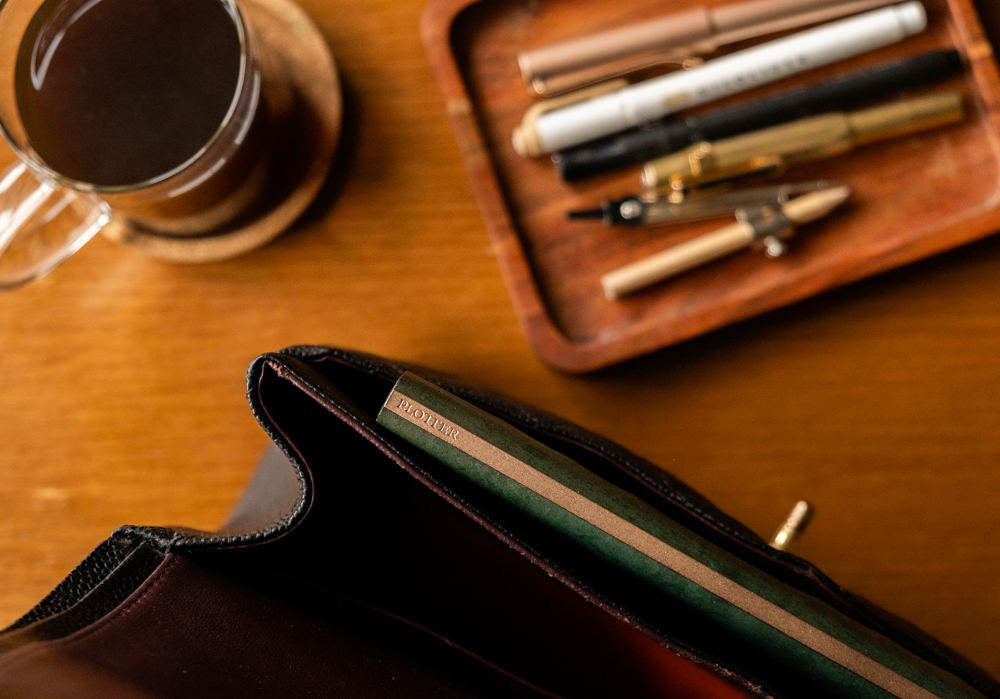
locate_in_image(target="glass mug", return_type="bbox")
[0,0,283,289]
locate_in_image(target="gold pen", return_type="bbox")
[641,91,964,192]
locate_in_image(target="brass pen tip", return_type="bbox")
[769,500,814,552]
[782,186,851,225]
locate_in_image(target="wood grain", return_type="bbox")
[0,0,999,686]
[424,0,1000,371]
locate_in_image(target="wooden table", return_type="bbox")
[1,0,999,684]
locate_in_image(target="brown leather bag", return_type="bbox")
[0,346,995,698]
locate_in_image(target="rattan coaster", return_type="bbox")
[101,0,342,263]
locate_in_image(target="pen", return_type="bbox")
[567,182,833,227]
[641,91,964,191]
[600,186,851,299]
[555,49,963,181]
[512,2,927,157]
[520,0,898,96]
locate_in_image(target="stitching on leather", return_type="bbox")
[36,555,180,650]
[172,357,314,549]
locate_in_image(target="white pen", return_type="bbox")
[512,1,927,156]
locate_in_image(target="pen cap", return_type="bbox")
[847,91,964,146]
[890,0,927,34]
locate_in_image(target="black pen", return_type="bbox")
[554,49,963,181]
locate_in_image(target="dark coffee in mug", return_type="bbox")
[15,0,243,187]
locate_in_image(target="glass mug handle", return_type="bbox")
[0,160,110,290]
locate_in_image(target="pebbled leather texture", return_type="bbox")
[0,544,166,654]
[4,533,162,632]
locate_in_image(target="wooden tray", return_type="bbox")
[422,0,1000,372]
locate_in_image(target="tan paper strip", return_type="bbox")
[386,391,941,699]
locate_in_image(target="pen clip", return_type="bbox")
[513,79,629,157]
[737,203,794,257]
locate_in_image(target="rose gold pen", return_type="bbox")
[519,0,899,96]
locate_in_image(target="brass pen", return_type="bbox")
[641,91,964,192]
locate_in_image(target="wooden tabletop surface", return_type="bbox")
[1,0,999,684]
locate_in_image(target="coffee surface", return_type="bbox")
[15,0,243,187]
